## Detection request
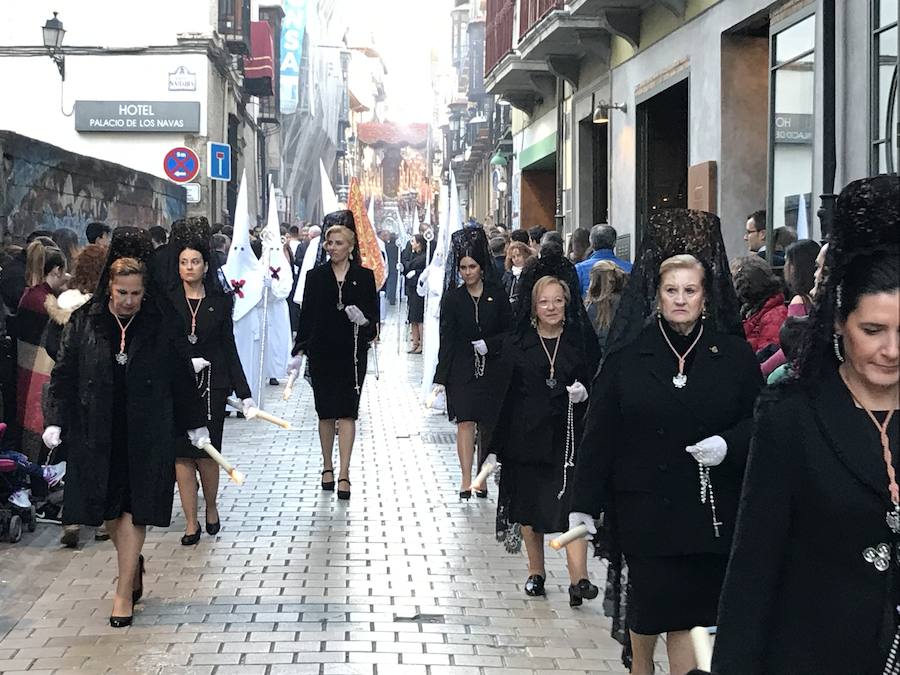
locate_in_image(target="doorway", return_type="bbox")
[636,77,689,245]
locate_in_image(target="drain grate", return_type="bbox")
[394,613,445,624]
[420,432,456,445]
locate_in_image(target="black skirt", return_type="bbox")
[625,552,728,634]
[501,459,573,534]
[176,388,228,460]
[309,351,367,420]
[446,375,499,424]
[407,288,425,323]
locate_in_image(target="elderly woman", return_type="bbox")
[502,241,533,305]
[714,176,899,675]
[288,218,379,501]
[42,229,208,627]
[491,254,600,603]
[569,210,762,675]
[434,228,512,499]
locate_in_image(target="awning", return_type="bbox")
[245,21,274,97]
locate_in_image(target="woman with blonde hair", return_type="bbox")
[502,241,533,305]
[583,260,627,353]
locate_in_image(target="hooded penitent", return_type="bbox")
[261,183,293,382]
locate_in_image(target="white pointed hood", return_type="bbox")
[221,170,264,320]
[320,158,340,215]
[262,183,294,299]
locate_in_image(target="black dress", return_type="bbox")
[713,366,900,675]
[571,320,762,634]
[169,290,251,460]
[293,264,379,420]
[405,251,426,323]
[493,329,594,534]
[434,282,511,426]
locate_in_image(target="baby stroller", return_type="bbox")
[0,456,37,543]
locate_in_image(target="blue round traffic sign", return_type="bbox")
[164,147,200,183]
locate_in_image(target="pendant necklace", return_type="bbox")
[470,291,485,378]
[111,309,136,365]
[537,328,562,389]
[336,278,346,311]
[186,295,204,344]
[658,319,704,388]
[842,372,899,534]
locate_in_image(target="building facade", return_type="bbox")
[485,0,898,259]
[0,1,283,232]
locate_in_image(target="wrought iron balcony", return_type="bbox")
[219,0,252,55]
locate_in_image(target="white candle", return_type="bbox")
[200,442,245,484]
[226,397,291,429]
[548,524,589,550]
[282,371,298,400]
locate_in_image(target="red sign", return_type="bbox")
[163,147,200,183]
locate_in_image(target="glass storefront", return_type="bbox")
[872,0,898,174]
[769,13,815,233]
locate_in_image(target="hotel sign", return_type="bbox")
[74,101,201,133]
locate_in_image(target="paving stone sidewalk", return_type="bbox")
[0,305,668,674]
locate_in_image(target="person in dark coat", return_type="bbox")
[404,234,427,352]
[433,227,512,499]
[381,230,399,305]
[42,229,208,628]
[288,217,379,501]
[713,175,900,675]
[569,210,762,675]
[164,221,254,546]
[491,254,600,604]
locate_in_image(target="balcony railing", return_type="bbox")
[219,0,252,55]
[519,0,564,39]
[485,0,515,75]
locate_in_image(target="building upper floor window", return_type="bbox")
[872,0,898,174]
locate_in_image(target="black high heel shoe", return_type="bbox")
[524,574,546,597]
[567,578,599,607]
[459,490,472,500]
[132,555,145,604]
[206,520,221,536]
[475,487,488,499]
[321,469,335,491]
[181,529,201,546]
[337,478,351,500]
[109,614,133,628]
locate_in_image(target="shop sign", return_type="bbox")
[74,101,201,132]
[774,113,813,144]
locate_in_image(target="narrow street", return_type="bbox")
[0,305,663,675]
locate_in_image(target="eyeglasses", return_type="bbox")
[536,298,566,309]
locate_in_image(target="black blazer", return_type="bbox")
[713,367,899,675]
[168,289,251,397]
[293,264,379,358]
[571,322,762,556]
[434,282,511,387]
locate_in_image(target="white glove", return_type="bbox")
[287,354,302,375]
[42,425,62,450]
[432,384,445,394]
[472,339,488,356]
[483,453,498,468]
[566,380,588,404]
[187,426,212,449]
[568,512,597,537]
[191,357,211,374]
[406,270,416,279]
[686,435,728,467]
[241,398,258,419]
[344,305,368,326]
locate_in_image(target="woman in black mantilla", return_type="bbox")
[42,228,209,627]
[568,211,762,675]
[288,212,379,500]
[433,227,512,499]
[713,176,900,675]
[490,253,601,604]
[163,219,255,546]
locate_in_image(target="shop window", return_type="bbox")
[769,14,815,233]
[872,0,898,174]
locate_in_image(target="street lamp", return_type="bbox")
[42,12,66,80]
[592,97,626,124]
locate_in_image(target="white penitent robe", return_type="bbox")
[263,269,293,380]
[233,300,263,403]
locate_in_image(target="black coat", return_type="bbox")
[168,289,251,397]
[44,297,206,527]
[293,263,379,359]
[434,282,511,388]
[713,367,900,675]
[571,322,762,556]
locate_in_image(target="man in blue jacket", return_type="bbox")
[575,224,632,295]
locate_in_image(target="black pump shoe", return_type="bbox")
[474,487,488,499]
[132,555,145,604]
[337,478,351,500]
[206,520,221,536]
[321,469,335,491]
[109,614,133,628]
[524,574,546,597]
[568,578,599,607]
[181,529,201,546]
[458,490,472,500]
